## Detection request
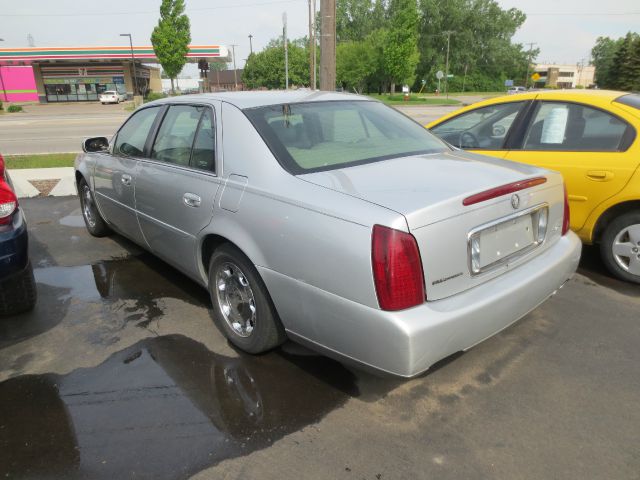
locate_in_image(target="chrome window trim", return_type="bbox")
[467,202,549,276]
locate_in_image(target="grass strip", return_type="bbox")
[4,153,77,169]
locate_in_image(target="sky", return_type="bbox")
[0,0,639,76]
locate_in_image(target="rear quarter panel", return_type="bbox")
[199,102,405,317]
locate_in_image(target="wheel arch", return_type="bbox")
[592,200,640,244]
[199,227,267,281]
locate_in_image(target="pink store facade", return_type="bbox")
[0,66,38,102]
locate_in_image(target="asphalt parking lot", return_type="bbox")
[0,196,638,479]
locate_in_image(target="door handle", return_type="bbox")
[183,192,202,208]
[587,170,614,181]
[121,174,132,186]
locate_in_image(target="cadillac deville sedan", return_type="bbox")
[75,91,581,377]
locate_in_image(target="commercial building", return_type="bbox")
[532,63,596,89]
[0,45,229,103]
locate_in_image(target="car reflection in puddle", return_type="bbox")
[0,334,360,479]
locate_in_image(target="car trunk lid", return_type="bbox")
[299,150,566,301]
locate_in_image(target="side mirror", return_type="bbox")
[83,137,109,153]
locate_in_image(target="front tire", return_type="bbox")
[600,211,640,284]
[208,244,286,353]
[78,178,110,237]
[0,262,37,316]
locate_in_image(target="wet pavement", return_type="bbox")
[1,196,639,480]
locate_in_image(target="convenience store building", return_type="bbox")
[0,45,228,103]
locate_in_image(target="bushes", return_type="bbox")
[0,101,3,111]
[7,105,23,113]
[145,92,167,102]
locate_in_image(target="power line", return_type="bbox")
[0,0,305,17]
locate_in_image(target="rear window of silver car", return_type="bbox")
[245,101,449,174]
[102,91,116,95]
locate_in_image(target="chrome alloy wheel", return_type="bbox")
[82,185,96,228]
[612,223,640,276]
[215,262,257,337]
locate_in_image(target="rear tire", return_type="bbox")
[208,244,286,353]
[78,178,110,237]
[0,262,37,316]
[600,211,640,284]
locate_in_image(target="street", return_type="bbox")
[0,103,129,155]
[0,101,463,155]
[0,196,638,479]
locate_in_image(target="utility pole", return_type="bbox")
[308,0,315,89]
[248,34,253,55]
[443,31,454,99]
[120,34,137,96]
[282,13,289,89]
[524,42,536,88]
[230,44,238,90]
[319,0,336,91]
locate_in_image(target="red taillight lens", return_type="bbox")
[562,183,570,235]
[0,182,18,226]
[372,225,426,311]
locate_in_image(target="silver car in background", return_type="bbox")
[75,91,581,377]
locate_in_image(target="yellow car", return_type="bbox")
[427,90,640,283]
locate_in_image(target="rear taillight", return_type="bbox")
[562,183,570,235]
[0,182,18,226]
[0,153,5,177]
[372,225,425,311]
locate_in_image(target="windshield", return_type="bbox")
[245,100,449,174]
[102,91,116,95]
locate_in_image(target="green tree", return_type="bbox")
[337,0,387,42]
[151,0,191,94]
[591,36,622,88]
[415,0,530,92]
[337,40,376,93]
[243,38,309,89]
[383,0,419,93]
[610,32,640,91]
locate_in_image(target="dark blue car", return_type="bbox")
[0,153,36,315]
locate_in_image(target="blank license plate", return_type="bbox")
[478,214,534,269]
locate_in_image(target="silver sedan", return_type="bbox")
[75,91,581,377]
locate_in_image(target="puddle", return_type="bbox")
[0,334,359,479]
[1,254,209,348]
[59,214,86,228]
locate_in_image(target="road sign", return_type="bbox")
[531,72,541,81]
[505,79,514,87]
[447,74,454,78]
[436,70,444,79]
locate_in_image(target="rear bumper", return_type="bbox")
[0,210,29,281]
[261,231,582,377]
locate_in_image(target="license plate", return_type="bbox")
[475,214,534,270]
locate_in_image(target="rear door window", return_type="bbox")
[151,105,204,166]
[522,102,633,151]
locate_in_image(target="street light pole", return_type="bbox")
[230,44,238,90]
[120,34,137,96]
[248,35,253,55]
[443,31,454,100]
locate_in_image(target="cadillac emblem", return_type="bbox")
[511,194,520,209]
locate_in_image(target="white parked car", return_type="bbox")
[99,91,127,104]
[507,86,527,95]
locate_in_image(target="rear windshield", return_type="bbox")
[102,91,116,95]
[244,100,449,174]
[614,94,640,110]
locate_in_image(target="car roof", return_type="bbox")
[147,90,373,109]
